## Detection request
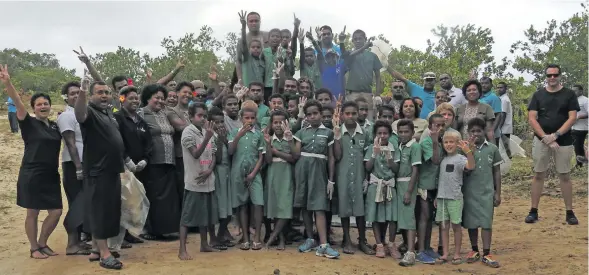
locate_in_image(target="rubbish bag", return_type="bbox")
[370,40,391,72]
[120,169,150,235]
[506,135,526,158]
[498,140,512,176]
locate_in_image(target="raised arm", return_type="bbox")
[73,47,104,83]
[291,14,301,59]
[0,65,28,120]
[156,58,185,85]
[74,76,91,123]
[386,67,408,83]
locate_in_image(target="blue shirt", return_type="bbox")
[315,43,342,61]
[406,81,435,119]
[322,61,345,99]
[7,97,16,113]
[479,91,502,113]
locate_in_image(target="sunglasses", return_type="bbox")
[392,86,404,89]
[546,74,560,78]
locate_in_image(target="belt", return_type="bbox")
[370,174,395,202]
[397,177,411,182]
[272,157,287,163]
[300,152,327,159]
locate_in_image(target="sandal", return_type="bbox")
[436,257,448,264]
[66,248,92,256]
[88,251,121,262]
[99,256,123,270]
[212,244,228,250]
[39,246,58,256]
[223,240,236,247]
[375,244,386,258]
[121,240,132,249]
[452,257,463,265]
[252,242,263,250]
[29,248,48,259]
[124,232,144,244]
[239,242,251,250]
[386,243,402,259]
[139,233,165,241]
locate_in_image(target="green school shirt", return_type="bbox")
[394,139,422,180]
[302,64,322,89]
[336,123,370,186]
[364,143,396,180]
[257,104,270,127]
[242,55,265,87]
[346,51,382,92]
[228,127,266,175]
[418,135,443,190]
[263,48,277,88]
[293,124,334,155]
[465,141,503,191]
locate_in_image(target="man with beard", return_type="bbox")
[75,81,127,270]
[438,73,466,106]
[387,67,436,119]
[235,11,270,81]
[389,80,406,120]
[315,25,342,57]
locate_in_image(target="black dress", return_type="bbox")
[16,113,62,210]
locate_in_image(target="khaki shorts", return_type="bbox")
[532,137,574,174]
[345,91,375,121]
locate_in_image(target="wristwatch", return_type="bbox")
[555,131,562,138]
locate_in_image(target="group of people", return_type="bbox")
[1,10,585,272]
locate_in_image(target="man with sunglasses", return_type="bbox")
[526,64,580,225]
[389,80,406,119]
[438,73,466,106]
[387,68,436,119]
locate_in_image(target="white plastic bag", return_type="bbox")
[507,135,526,158]
[119,169,150,235]
[498,140,512,176]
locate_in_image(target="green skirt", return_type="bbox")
[180,190,219,227]
[462,178,494,229]
[214,164,232,219]
[264,161,294,219]
[365,184,397,223]
[294,156,329,211]
[396,180,417,230]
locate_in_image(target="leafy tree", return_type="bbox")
[90,46,149,83]
[510,4,588,87]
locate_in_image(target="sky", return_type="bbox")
[1,0,585,77]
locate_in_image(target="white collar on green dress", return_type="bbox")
[341,122,363,137]
[400,138,416,149]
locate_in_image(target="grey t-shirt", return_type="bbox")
[437,153,467,200]
[56,106,84,162]
[181,124,216,192]
[224,114,242,134]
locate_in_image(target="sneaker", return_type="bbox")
[425,247,440,259]
[466,251,480,263]
[566,213,579,225]
[482,254,500,268]
[315,244,340,259]
[399,251,416,267]
[298,238,317,253]
[416,252,435,264]
[375,244,385,258]
[524,212,538,223]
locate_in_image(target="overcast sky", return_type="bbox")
[1,0,584,77]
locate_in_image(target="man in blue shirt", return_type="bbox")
[479,77,503,142]
[6,96,18,133]
[315,25,342,59]
[387,68,436,119]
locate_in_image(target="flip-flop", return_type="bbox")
[88,251,121,262]
[66,249,92,256]
[252,242,263,250]
[39,246,58,256]
[212,244,228,250]
[240,242,251,250]
[452,257,463,265]
[99,256,123,270]
[29,248,48,259]
[223,240,236,247]
[436,258,448,265]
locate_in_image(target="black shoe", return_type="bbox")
[525,212,538,223]
[566,214,579,225]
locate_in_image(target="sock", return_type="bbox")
[472,245,479,252]
[566,210,575,216]
[483,248,490,256]
[530,208,538,214]
[437,246,443,252]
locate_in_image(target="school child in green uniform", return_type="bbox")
[286,94,300,127]
[415,114,446,264]
[260,94,285,129]
[245,82,270,127]
[321,105,334,129]
[394,119,422,267]
[299,43,322,89]
[355,97,373,132]
[463,117,503,268]
[333,101,373,255]
[434,130,475,264]
[367,105,398,145]
[315,88,334,107]
[364,120,401,258]
[228,105,266,251]
[208,106,234,248]
[262,28,282,104]
[178,103,221,260]
[292,99,340,259]
[262,110,296,250]
[238,14,265,87]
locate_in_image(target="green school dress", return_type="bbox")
[367,126,399,148]
[462,141,502,230]
[242,55,265,87]
[228,127,266,207]
[293,124,334,211]
[263,48,277,88]
[394,139,422,230]
[214,139,233,219]
[418,135,443,191]
[264,136,294,219]
[257,104,270,128]
[364,143,398,223]
[333,123,370,218]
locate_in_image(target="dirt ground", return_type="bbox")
[0,108,587,275]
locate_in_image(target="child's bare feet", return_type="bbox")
[178,250,193,260]
[200,245,220,253]
[342,241,355,254]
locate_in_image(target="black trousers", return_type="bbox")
[572,130,588,160]
[8,112,18,133]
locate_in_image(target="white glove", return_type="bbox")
[76,170,84,181]
[327,180,335,200]
[135,160,147,172]
[373,96,382,106]
[125,158,137,172]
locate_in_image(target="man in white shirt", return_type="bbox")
[439,73,467,106]
[496,82,513,158]
[572,84,588,166]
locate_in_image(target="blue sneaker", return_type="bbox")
[315,244,340,259]
[425,247,440,259]
[298,238,317,253]
[416,252,435,264]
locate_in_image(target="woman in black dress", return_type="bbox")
[0,65,63,259]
